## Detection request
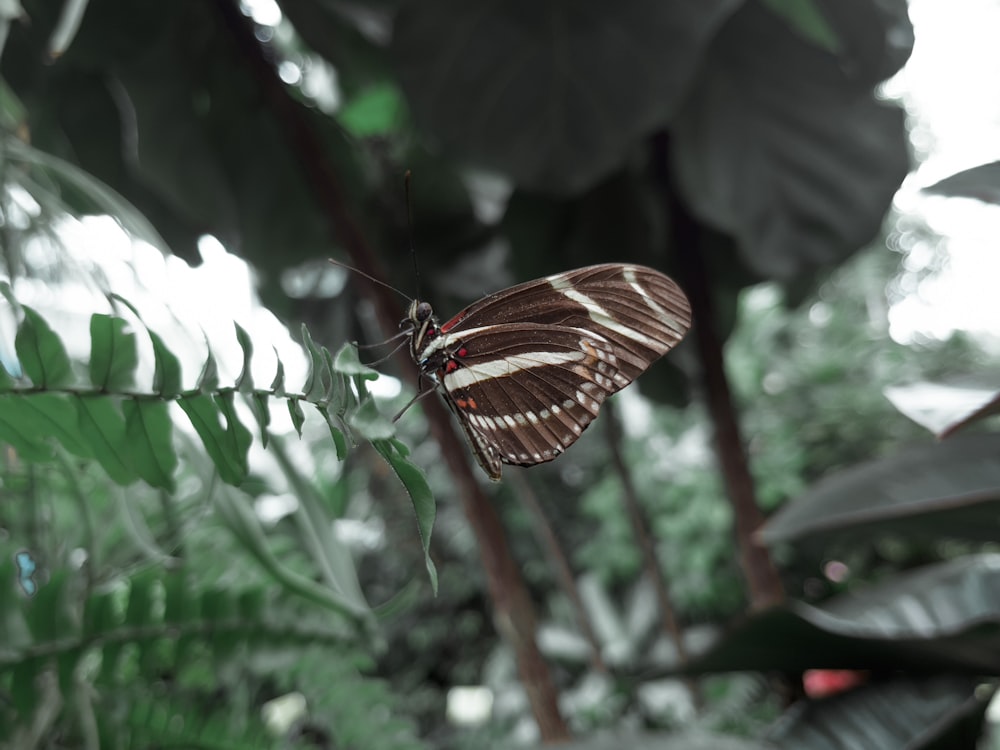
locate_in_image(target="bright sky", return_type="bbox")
[885,0,1000,350]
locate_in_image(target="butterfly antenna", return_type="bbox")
[327,258,412,302]
[405,170,423,300]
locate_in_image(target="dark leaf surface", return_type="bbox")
[392,0,740,193]
[768,677,990,750]
[670,0,912,278]
[760,432,1000,546]
[922,160,1000,204]
[684,555,1000,674]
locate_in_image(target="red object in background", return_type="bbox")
[803,669,869,698]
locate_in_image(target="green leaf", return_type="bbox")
[349,398,395,441]
[0,396,54,461]
[123,399,177,490]
[300,324,329,402]
[89,314,138,391]
[339,83,405,137]
[178,394,248,485]
[149,329,183,398]
[0,359,14,390]
[0,393,91,458]
[270,348,286,397]
[234,322,254,392]
[196,349,219,393]
[316,404,349,460]
[249,392,271,449]
[288,397,305,436]
[16,306,73,388]
[75,396,137,485]
[333,342,379,380]
[215,391,252,476]
[110,282,181,398]
[374,439,437,594]
[213,488,372,622]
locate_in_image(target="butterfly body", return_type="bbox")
[400,264,692,480]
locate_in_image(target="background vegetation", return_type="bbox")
[2,1,1000,748]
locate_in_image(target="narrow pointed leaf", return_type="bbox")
[249,392,271,448]
[234,322,254,393]
[196,349,219,393]
[123,399,177,490]
[300,324,328,401]
[374,439,437,594]
[16,306,73,388]
[317,404,349,460]
[288,397,305,436]
[214,391,252,478]
[178,394,245,485]
[269,348,286,396]
[89,314,138,391]
[149,329,183,398]
[75,395,136,485]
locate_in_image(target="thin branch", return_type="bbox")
[508,470,608,674]
[661,157,785,610]
[603,402,691,668]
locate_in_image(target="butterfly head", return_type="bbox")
[402,299,439,358]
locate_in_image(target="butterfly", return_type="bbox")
[399,263,692,480]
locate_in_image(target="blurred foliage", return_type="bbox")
[2,0,1000,748]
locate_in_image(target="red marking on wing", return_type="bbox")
[440,310,468,333]
[445,360,458,374]
[457,347,468,357]
[467,397,477,409]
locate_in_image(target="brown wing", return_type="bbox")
[441,264,691,382]
[438,324,628,476]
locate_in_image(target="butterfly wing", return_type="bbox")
[426,264,691,478]
[437,323,633,475]
[440,264,691,382]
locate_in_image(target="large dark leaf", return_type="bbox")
[922,161,1000,204]
[768,677,991,750]
[885,375,1000,439]
[392,0,740,193]
[670,0,912,278]
[759,432,1000,547]
[682,555,1000,674]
